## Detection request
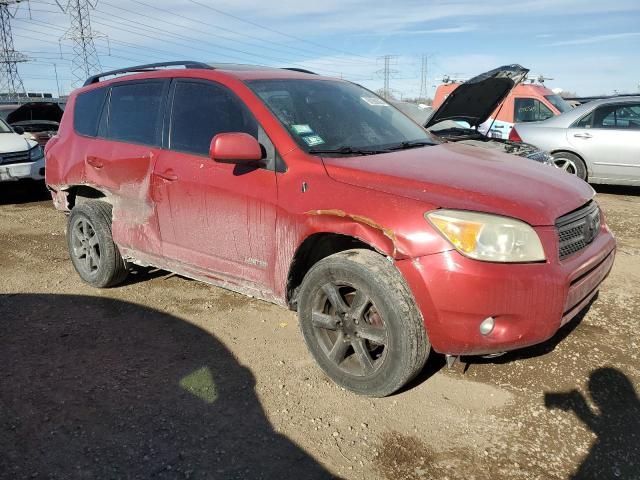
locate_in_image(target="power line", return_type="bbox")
[0,0,28,99]
[184,0,373,61]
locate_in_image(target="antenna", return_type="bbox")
[56,0,107,87]
[0,0,28,101]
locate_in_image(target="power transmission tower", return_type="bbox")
[418,54,428,101]
[0,0,28,100]
[56,0,105,87]
[376,55,398,100]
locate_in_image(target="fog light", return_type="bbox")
[479,316,495,336]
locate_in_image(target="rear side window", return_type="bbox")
[514,98,554,122]
[107,82,165,146]
[169,80,258,156]
[592,103,640,130]
[74,87,107,137]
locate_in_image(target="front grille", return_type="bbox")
[0,150,30,165]
[556,201,601,260]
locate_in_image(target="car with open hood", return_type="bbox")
[1,101,64,147]
[46,61,616,397]
[424,65,555,165]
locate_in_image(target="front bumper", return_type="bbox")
[0,158,45,182]
[396,225,616,356]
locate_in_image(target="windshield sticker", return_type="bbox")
[302,135,325,146]
[291,124,314,135]
[361,96,389,106]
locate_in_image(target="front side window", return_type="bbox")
[593,103,640,130]
[74,87,107,137]
[107,82,165,146]
[169,80,258,156]
[514,98,554,122]
[246,79,435,154]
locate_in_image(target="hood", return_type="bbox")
[425,64,529,129]
[322,143,593,226]
[0,132,35,153]
[6,102,64,124]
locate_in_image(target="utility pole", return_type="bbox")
[56,0,105,87]
[376,55,398,100]
[419,54,428,101]
[0,0,28,101]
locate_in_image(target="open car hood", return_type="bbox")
[6,102,64,124]
[425,64,529,129]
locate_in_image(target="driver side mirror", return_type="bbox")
[209,132,263,164]
[13,126,24,135]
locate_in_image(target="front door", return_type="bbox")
[568,102,640,183]
[152,79,278,289]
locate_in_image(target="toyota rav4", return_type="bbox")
[45,62,616,397]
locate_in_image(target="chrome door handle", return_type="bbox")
[573,133,593,139]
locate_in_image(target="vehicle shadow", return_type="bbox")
[0,181,50,205]
[593,184,640,197]
[544,367,640,479]
[0,294,335,479]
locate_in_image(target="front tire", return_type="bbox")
[553,152,588,180]
[298,249,429,397]
[67,201,128,288]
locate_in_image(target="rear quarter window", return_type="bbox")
[74,88,107,137]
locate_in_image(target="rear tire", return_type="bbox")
[298,249,429,397]
[67,201,128,288]
[553,152,587,180]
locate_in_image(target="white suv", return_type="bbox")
[0,118,45,182]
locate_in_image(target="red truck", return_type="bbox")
[45,62,615,397]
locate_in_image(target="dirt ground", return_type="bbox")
[1,181,638,480]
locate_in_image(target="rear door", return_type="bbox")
[152,79,278,289]
[568,102,640,183]
[94,79,169,255]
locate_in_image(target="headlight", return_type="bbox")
[426,209,546,262]
[29,145,44,161]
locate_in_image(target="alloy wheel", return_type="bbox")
[70,218,101,276]
[310,283,388,377]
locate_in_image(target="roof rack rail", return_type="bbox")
[83,61,214,86]
[282,67,317,75]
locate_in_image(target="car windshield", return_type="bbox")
[544,95,571,113]
[0,119,13,133]
[246,79,436,155]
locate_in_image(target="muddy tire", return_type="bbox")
[67,201,128,288]
[298,249,429,397]
[553,152,588,180]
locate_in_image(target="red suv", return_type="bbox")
[46,62,616,397]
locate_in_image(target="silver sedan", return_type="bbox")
[511,96,640,185]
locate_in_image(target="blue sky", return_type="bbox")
[10,0,640,98]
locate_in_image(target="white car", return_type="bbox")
[0,118,45,183]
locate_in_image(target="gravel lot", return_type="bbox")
[1,181,638,479]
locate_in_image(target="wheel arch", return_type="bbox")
[285,232,380,309]
[65,185,110,210]
[550,149,590,179]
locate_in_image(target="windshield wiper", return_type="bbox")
[308,146,389,156]
[386,140,433,151]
